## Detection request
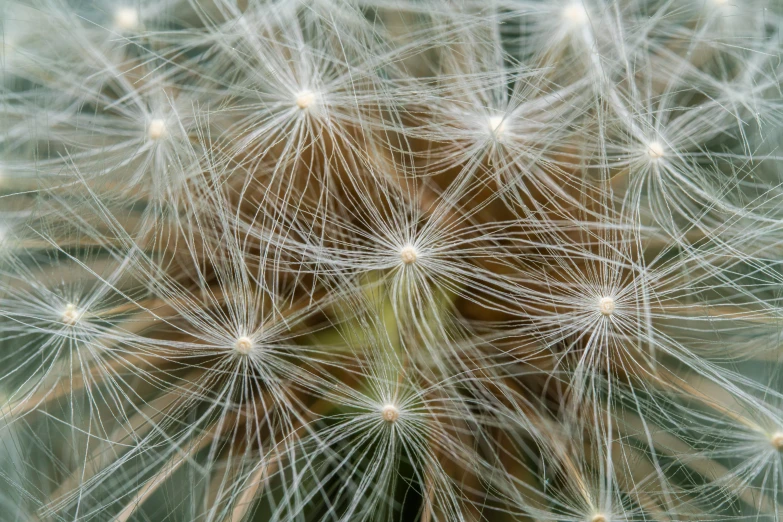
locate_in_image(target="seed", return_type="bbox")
[598,296,615,316]
[647,141,665,159]
[563,4,588,25]
[114,8,140,31]
[771,432,783,450]
[295,90,316,110]
[147,119,167,140]
[61,303,81,324]
[489,115,506,138]
[400,245,419,265]
[381,404,400,423]
[234,336,254,355]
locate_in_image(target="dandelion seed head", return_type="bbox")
[381,404,400,423]
[6,1,782,519]
[399,244,419,265]
[61,303,81,325]
[771,432,783,450]
[147,119,167,140]
[114,7,140,31]
[234,336,254,356]
[646,141,665,159]
[295,90,317,110]
[562,3,588,26]
[598,296,615,316]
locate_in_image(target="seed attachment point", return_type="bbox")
[234,336,254,356]
[381,404,400,423]
[563,3,588,25]
[489,115,506,138]
[114,7,140,31]
[771,432,783,450]
[62,303,81,325]
[591,514,608,522]
[295,90,316,110]
[598,296,615,316]
[147,119,167,140]
[400,245,418,265]
[647,141,665,159]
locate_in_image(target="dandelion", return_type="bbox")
[2,1,783,521]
